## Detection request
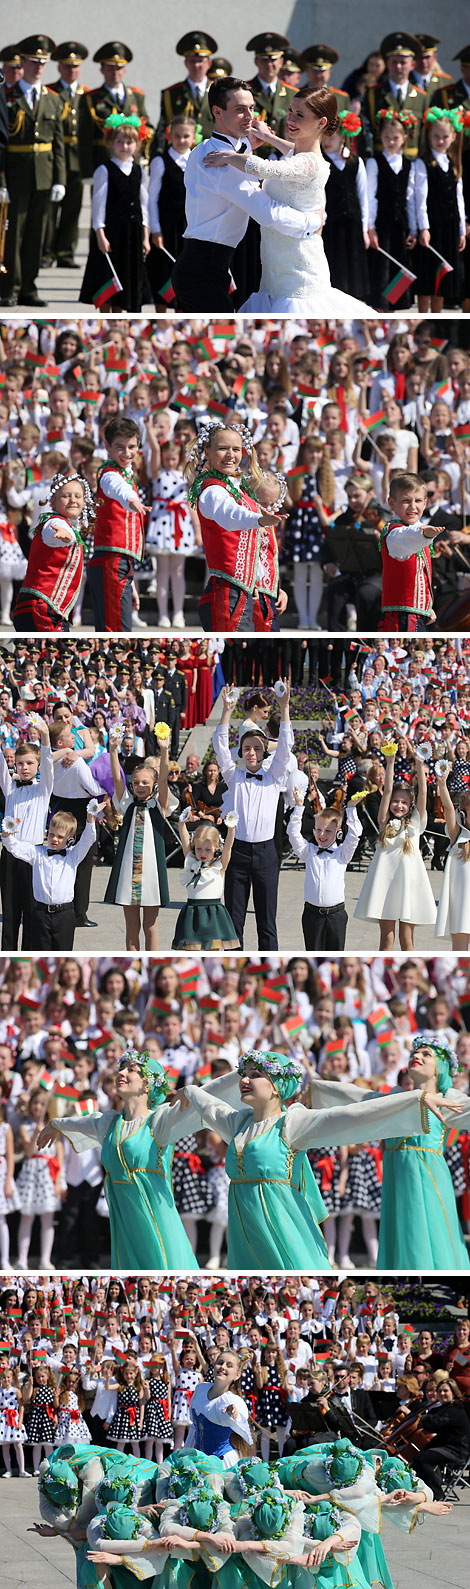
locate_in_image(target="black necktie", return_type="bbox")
[246,773,263,782]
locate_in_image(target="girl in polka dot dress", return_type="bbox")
[16,1093,65,1270]
[0,1364,26,1476]
[55,1371,91,1446]
[170,1341,202,1451]
[142,1355,173,1463]
[146,422,201,627]
[23,1363,58,1473]
[106,1359,145,1454]
[255,1343,290,1462]
[282,438,330,630]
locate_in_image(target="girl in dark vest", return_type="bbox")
[105,724,178,950]
[80,114,150,313]
[410,107,465,313]
[321,110,370,301]
[366,108,416,311]
[147,114,197,305]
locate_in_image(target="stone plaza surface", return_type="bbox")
[1,1473,468,1588]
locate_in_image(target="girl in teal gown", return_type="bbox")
[183,1049,452,1270]
[279,1440,391,1589]
[38,1049,239,1270]
[293,1497,370,1589]
[306,1038,470,1271]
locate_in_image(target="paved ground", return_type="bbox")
[1,1472,468,1588]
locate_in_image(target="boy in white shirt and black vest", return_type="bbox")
[212,679,292,949]
[288,785,365,949]
[8,801,104,950]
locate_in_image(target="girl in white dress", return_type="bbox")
[0,1094,19,1270]
[204,87,375,316]
[435,763,470,946]
[16,1092,65,1271]
[172,813,239,949]
[0,1364,26,1477]
[105,728,178,950]
[355,741,436,949]
[145,420,201,628]
[185,1349,253,1469]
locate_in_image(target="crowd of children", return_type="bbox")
[1,316,470,630]
[0,951,470,1270]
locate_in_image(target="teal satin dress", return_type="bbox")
[100,1115,197,1270]
[377,1111,470,1270]
[225,1116,330,1270]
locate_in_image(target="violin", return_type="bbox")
[378,1398,435,1460]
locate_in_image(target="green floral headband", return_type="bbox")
[424,106,463,133]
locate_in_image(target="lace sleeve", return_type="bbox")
[245,151,319,189]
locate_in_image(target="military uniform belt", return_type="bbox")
[10,142,53,153]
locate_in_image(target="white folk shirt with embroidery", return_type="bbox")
[183,132,320,245]
[99,469,142,511]
[213,719,291,841]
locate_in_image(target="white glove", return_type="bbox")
[50,184,66,203]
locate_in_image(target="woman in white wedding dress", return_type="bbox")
[204,87,375,316]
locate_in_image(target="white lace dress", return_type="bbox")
[241,149,375,315]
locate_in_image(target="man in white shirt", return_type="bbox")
[172,77,321,310]
[213,680,291,948]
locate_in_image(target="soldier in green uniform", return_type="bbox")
[43,41,88,268]
[431,44,470,313]
[410,33,452,105]
[0,34,66,307]
[299,45,350,110]
[361,32,426,159]
[78,41,152,177]
[279,49,303,90]
[0,45,23,92]
[245,31,295,148]
[154,31,217,154]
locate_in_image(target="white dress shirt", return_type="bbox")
[9,824,96,905]
[385,518,437,559]
[0,745,53,848]
[52,755,103,800]
[213,720,291,842]
[92,159,149,230]
[183,132,320,246]
[408,154,465,235]
[287,804,362,906]
[148,148,190,233]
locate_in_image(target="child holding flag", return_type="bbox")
[80,113,150,313]
[366,108,416,310]
[409,107,466,313]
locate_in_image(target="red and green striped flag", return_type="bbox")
[259,982,286,1007]
[429,336,448,353]
[53,1084,80,1101]
[362,409,386,432]
[454,423,470,442]
[376,1027,394,1047]
[80,390,102,406]
[150,998,174,1018]
[194,336,217,362]
[383,266,416,304]
[434,258,452,294]
[24,350,60,376]
[324,1035,346,1056]
[281,1011,305,1039]
[92,277,121,310]
[232,374,249,397]
[296,382,321,397]
[368,1005,391,1032]
[103,348,128,372]
[179,969,199,999]
[199,994,221,1012]
[207,399,231,418]
[160,276,176,305]
[211,322,236,341]
[72,1098,98,1116]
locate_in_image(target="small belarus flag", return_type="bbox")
[207,399,231,418]
[80,390,102,405]
[199,994,221,1011]
[368,1005,391,1032]
[281,1012,305,1039]
[72,1098,98,1116]
[212,322,236,340]
[454,423,470,442]
[92,275,122,309]
[160,276,176,304]
[150,998,174,1017]
[53,1084,80,1100]
[376,1027,394,1046]
[259,982,286,1007]
[179,968,199,998]
[232,374,249,397]
[297,382,321,396]
[362,409,386,432]
[195,336,217,361]
[434,257,452,294]
[382,266,416,304]
[429,336,448,353]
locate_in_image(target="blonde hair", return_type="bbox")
[379,786,415,856]
[184,423,263,489]
[48,811,77,839]
[191,821,221,853]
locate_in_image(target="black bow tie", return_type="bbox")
[16,779,35,787]
[246,772,263,782]
[313,845,337,855]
